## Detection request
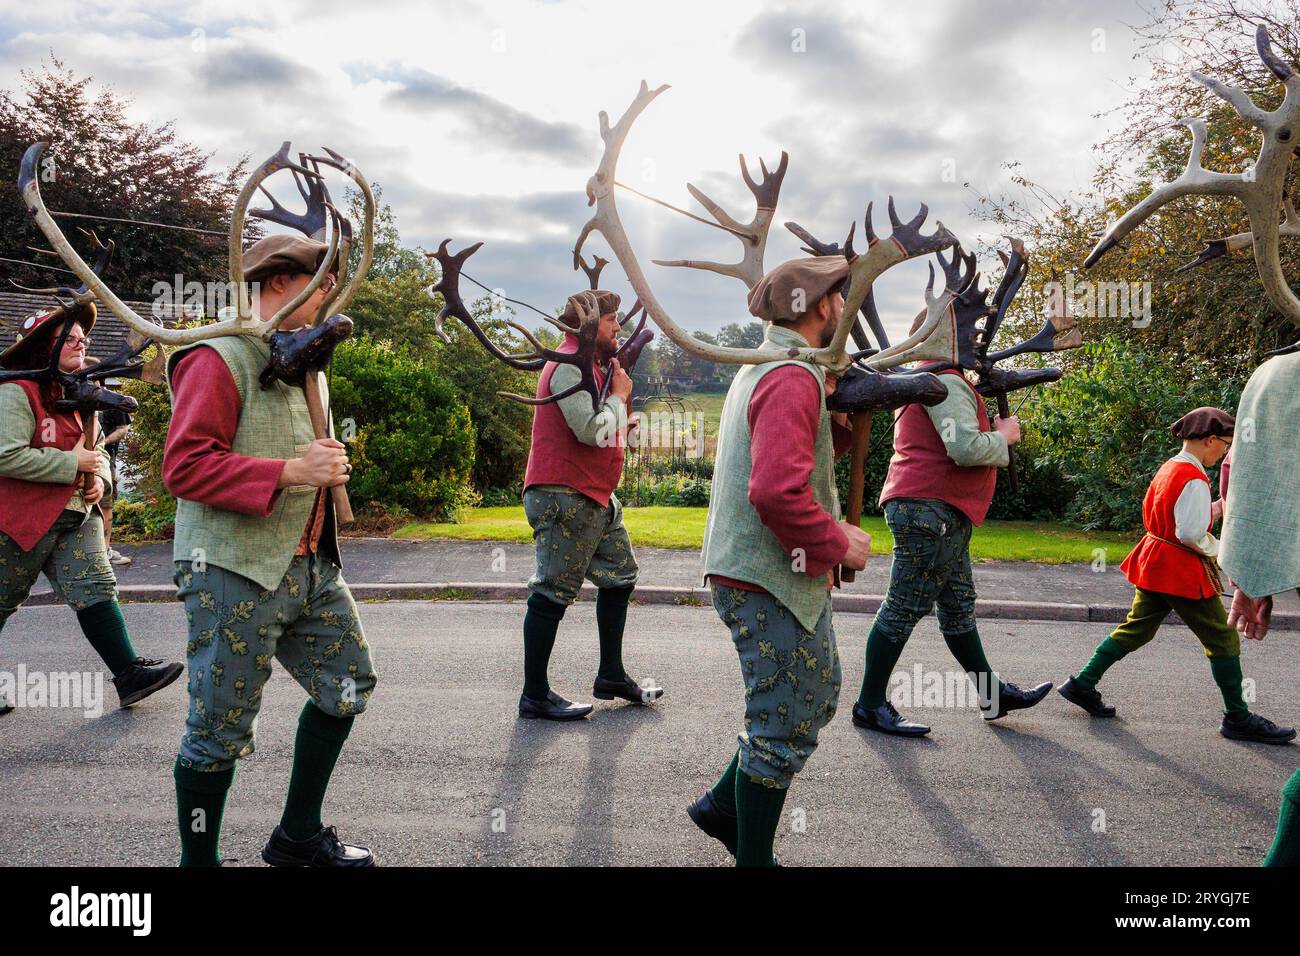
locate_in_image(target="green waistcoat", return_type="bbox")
[701,325,841,632]
[1219,352,1300,597]
[167,335,339,591]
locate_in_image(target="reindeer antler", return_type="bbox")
[651,152,789,290]
[1085,25,1300,352]
[18,140,375,346]
[573,82,958,374]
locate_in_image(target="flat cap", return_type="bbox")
[243,234,335,284]
[559,289,621,329]
[747,256,850,324]
[1170,406,1235,440]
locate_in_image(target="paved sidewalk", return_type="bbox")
[34,537,1300,628]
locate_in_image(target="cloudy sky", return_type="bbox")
[0,0,1157,338]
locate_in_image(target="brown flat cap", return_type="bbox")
[1170,406,1235,440]
[243,234,335,284]
[559,289,621,329]
[747,256,850,324]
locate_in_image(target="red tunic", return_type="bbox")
[0,380,90,551]
[878,369,998,525]
[522,334,625,507]
[1119,459,1217,600]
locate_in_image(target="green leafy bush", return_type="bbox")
[1030,337,1244,531]
[330,338,479,522]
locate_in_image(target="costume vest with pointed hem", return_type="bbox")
[701,325,841,633]
[522,332,625,507]
[0,380,91,551]
[1119,458,1217,600]
[878,367,998,525]
[167,336,340,591]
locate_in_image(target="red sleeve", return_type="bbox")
[1219,449,1231,502]
[747,366,850,578]
[163,347,287,515]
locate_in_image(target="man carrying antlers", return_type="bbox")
[518,289,663,721]
[163,234,378,867]
[0,304,184,714]
[690,257,872,866]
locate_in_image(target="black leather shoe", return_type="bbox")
[113,657,184,708]
[261,824,375,867]
[0,702,14,717]
[686,790,737,856]
[983,680,1053,721]
[852,701,931,737]
[1220,711,1297,745]
[518,690,593,721]
[593,673,663,704]
[1058,676,1116,717]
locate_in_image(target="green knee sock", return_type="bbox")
[710,749,740,815]
[944,628,997,701]
[1263,768,1300,867]
[280,701,355,841]
[75,601,138,677]
[857,621,909,709]
[1077,636,1129,690]
[174,759,235,867]
[595,586,633,681]
[523,592,566,700]
[735,773,787,867]
[1209,655,1249,719]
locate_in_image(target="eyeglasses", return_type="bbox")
[63,334,91,348]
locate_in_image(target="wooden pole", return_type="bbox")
[840,412,872,583]
[303,371,354,524]
[80,413,96,494]
[996,392,1019,495]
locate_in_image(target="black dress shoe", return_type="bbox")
[852,701,931,736]
[113,657,184,708]
[261,825,375,867]
[686,790,737,856]
[1058,676,1116,717]
[593,673,663,704]
[983,680,1053,721]
[1220,711,1297,745]
[518,690,593,721]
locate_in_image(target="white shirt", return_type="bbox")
[1170,451,1218,557]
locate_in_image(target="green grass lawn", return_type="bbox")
[396,506,1138,564]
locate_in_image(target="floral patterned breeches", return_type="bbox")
[0,509,117,628]
[711,585,841,790]
[173,553,377,773]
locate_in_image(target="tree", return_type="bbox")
[0,57,250,299]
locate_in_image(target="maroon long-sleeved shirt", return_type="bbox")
[710,365,852,593]
[164,346,324,553]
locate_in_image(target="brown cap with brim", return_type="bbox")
[1170,406,1235,440]
[747,256,850,324]
[558,289,621,329]
[243,234,335,284]
[1,301,96,370]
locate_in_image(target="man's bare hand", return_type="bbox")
[839,521,872,571]
[281,438,350,489]
[994,415,1022,446]
[609,359,632,403]
[1228,588,1273,641]
[74,446,100,473]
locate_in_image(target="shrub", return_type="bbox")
[330,338,479,522]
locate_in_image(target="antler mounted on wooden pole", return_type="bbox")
[18,140,376,345]
[573,81,960,374]
[1084,25,1300,355]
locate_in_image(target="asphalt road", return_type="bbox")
[2,600,1297,866]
